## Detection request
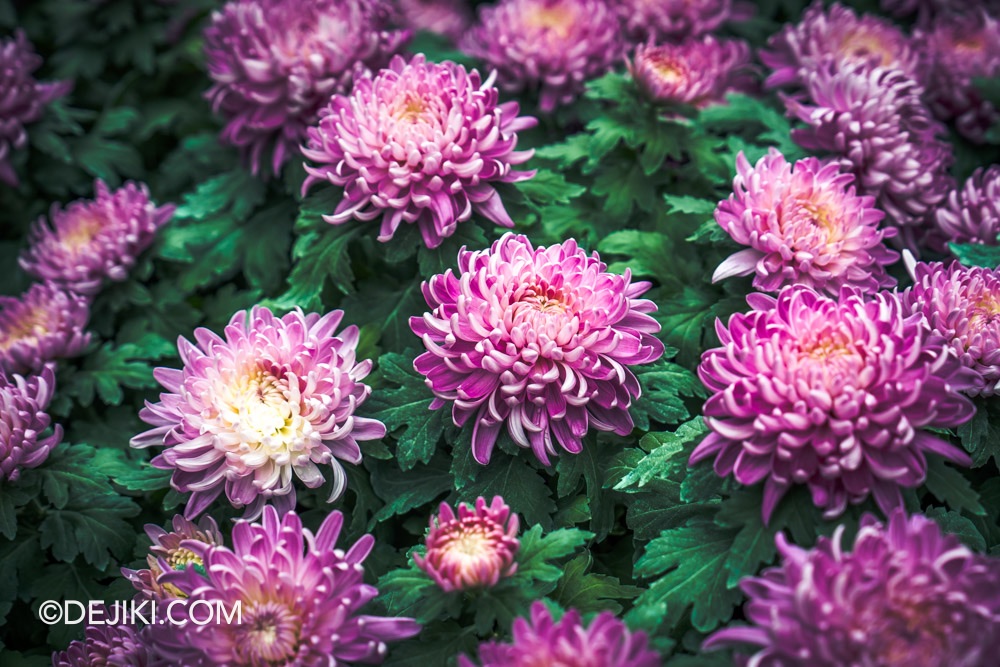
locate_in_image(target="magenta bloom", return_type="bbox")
[20,180,175,296]
[411,233,664,466]
[0,31,72,187]
[762,2,918,91]
[903,258,1000,397]
[628,37,753,108]
[712,149,898,296]
[52,621,148,667]
[706,510,1000,666]
[414,496,520,592]
[612,0,743,43]
[145,507,420,666]
[935,166,1000,248]
[395,0,472,42]
[461,0,625,112]
[0,365,60,483]
[692,286,976,522]
[0,282,90,375]
[302,55,535,249]
[786,64,953,252]
[916,10,1000,143]
[204,0,409,177]
[459,601,660,667]
[131,306,385,519]
[122,515,224,601]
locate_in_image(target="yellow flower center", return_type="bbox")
[524,2,576,38]
[61,214,105,252]
[839,29,898,68]
[0,306,47,352]
[237,601,302,664]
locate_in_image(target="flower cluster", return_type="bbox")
[0,31,72,187]
[415,496,520,592]
[786,64,953,252]
[762,2,918,90]
[462,0,624,111]
[613,0,742,43]
[203,0,409,176]
[903,258,1000,397]
[302,55,535,249]
[706,510,1000,666]
[916,10,1000,143]
[122,515,224,601]
[52,620,148,667]
[131,307,385,519]
[935,166,1000,247]
[692,285,976,521]
[20,180,175,296]
[712,149,897,295]
[411,233,664,466]
[144,507,420,666]
[0,282,90,376]
[460,602,660,667]
[0,365,60,483]
[628,36,753,108]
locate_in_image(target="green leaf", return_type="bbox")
[516,169,586,207]
[923,457,986,516]
[341,282,425,352]
[663,194,718,216]
[514,524,591,587]
[174,169,263,221]
[552,553,642,614]
[461,454,557,529]
[617,419,707,490]
[950,242,1000,268]
[924,507,988,552]
[634,518,743,633]
[630,359,705,431]
[597,231,676,282]
[956,397,1000,467]
[61,341,163,407]
[376,563,459,623]
[365,352,449,471]
[368,456,452,528]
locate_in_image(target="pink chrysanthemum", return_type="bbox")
[903,258,1000,397]
[628,37,753,108]
[762,2,918,91]
[20,180,175,296]
[0,282,90,376]
[414,496,520,592]
[915,10,1000,143]
[786,63,954,252]
[0,31,72,187]
[461,0,625,112]
[411,233,664,466]
[0,365,60,483]
[122,515,224,601]
[395,0,472,42]
[705,510,1000,666]
[459,601,660,667]
[692,285,976,522]
[144,507,420,666]
[612,0,744,43]
[935,166,1000,248]
[204,0,409,177]
[131,306,385,520]
[52,620,148,667]
[301,55,535,249]
[712,149,898,296]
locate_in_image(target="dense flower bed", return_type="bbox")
[2,0,1000,665]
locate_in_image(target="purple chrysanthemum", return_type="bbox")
[762,2,918,91]
[785,63,954,252]
[395,0,471,42]
[131,306,385,520]
[0,282,91,376]
[53,620,148,667]
[461,0,625,112]
[712,149,898,296]
[628,37,753,108]
[0,365,60,483]
[20,180,175,296]
[0,31,72,187]
[612,0,745,43]
[915,10,1000,143]
[414,496,520,592]
[122,515,224,601]
[410,233,664,466]
[459,601,660,667]
[903,258,1000,397]
[692,285,976,522]
[935,166,1000,248]
[301,54,536,249]
[204,0,409,177]
[144,507,420,666]
[705,510,1000,666]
